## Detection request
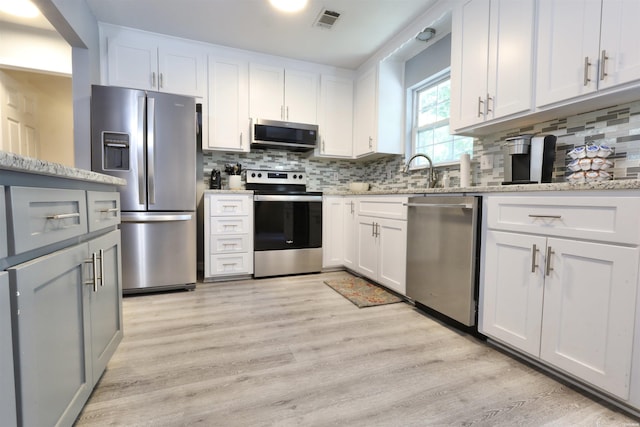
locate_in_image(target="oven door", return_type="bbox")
[253,194,322,251]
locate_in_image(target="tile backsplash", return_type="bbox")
[203,99,640,191]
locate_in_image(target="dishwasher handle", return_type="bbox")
[403,202,473,209]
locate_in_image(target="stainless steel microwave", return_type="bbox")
[251,118,318,151]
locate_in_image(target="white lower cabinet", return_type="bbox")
[354,197,408,295]
[481,195,640,402]
[322,196,344,268]
[204,193,253,279]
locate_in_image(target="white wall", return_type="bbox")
[0,23,71,75]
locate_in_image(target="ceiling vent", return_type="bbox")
[314,9,341,29]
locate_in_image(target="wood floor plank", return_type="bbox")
[75,272,639,426]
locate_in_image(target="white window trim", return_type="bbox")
[405,67,472,170]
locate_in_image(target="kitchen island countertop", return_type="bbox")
[0,151,126,186]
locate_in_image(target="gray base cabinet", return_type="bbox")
[9,230,122,427]
[0,272,16,427]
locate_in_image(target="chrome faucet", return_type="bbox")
[403,153,436,188]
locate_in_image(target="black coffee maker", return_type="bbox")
[502,135,557,185]
[209,169,221,189]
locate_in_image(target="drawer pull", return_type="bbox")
[46,212,80,220]
[100,208,119,213]
[528,214,561,219]
[545,246,555,276]
[531,244,539,273]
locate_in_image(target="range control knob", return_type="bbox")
[293,174,298,179]
[251,173,256,178]
[257,173,262,178]
[298,174,304,179]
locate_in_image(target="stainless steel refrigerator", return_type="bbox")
[91,85,197,293]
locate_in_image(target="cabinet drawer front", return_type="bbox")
[9,187,88,255]
[357,196,409,220]
[208,194,252,216]
[487,196,640,244]
[0,186,6,259]
[210,216,251,234]
[209,234,251,254]
[87,191,121,233]
[209,253,252,275]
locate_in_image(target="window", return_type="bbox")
[409,73,473,167]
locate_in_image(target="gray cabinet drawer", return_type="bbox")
[87,191,120,233]
[0,186,6,259]
[8,187,88,255]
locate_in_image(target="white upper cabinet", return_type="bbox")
[450,0,535,131]
[536,0,640,107]
[353,60,404,158]
[317,75,353,158]
[206,56,249,152]
[596,1,640,91]
[105,28,206,97]
[249,63,318,124]
[535,0,601,107]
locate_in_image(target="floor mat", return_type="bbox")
[324,275,403,308]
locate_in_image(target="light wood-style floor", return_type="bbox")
[75,272,639,426]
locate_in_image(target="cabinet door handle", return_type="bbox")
[545,246,555,276]
[600,50,608,81]
[281,105,285,120]
[240,132,243,148]
[46,212,80,220]
[286,106,289,120]
[84,253,98,292]
[350,201,354,214]
[531,244,539,273]
[477,96,484,118]
[159,72,164,88]
[322,139,325,152]
[99,249,105,287]
[151,72,156,88]
[584,57,591,86]
[486,94,493,114]
[371,222,375,237]
[368,136,373,149]
[375,223,380,237]
[528,214,562,219]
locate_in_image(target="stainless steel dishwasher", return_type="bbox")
[405,195,481,328]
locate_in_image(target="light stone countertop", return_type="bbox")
[0,151,126,186]
[204,179,640,196]
[324,179,640,195]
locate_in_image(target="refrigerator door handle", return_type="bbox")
[121,213,193,222]
[147,96,156,205]
[137,96,146,205]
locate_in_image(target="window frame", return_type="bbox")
[406,67,472,170]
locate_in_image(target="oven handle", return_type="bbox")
[254,195,322,202]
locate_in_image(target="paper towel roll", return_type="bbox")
[460,153,471,187]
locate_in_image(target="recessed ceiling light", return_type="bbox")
[269,0,308,13]
[0,0,40,18]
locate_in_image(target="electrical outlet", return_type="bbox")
[480,154,494,169]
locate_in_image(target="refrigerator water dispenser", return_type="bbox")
[102,132,130,170]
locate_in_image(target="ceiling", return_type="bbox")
[83,0,442,69]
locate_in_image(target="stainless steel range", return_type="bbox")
[246,170,322,278]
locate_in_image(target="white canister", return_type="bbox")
[229,175,242,190]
